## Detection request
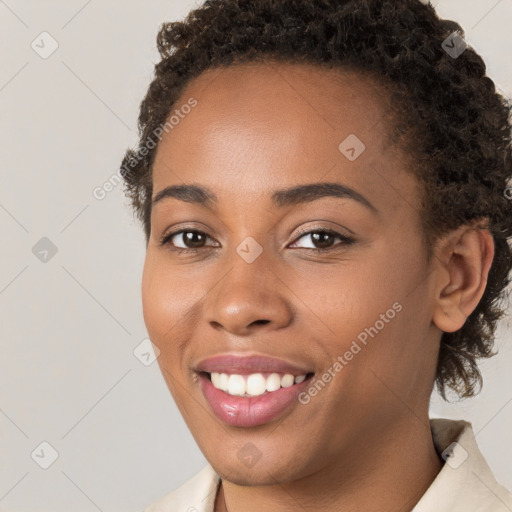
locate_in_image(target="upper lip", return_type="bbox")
[195,353,314,376]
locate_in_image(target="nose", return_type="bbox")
[206,247,294,336]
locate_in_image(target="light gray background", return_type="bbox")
[0,1,511,511]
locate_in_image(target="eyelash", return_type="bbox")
[160,227,355,255]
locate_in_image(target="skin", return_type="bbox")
[141,62,494,512]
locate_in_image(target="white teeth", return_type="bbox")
[227,374,246,396]
[281,374,295,387]
[246,373,267,396]
[210,372,221,388]
[209,372,308,396]
[266,373,282,392]
[218,373,229,392]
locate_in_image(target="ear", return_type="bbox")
[432,221,494,333]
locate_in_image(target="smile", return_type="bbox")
[208,371,309,397]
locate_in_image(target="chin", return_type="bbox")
[207,446,315,487]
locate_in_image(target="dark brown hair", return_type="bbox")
[120,0,512,399]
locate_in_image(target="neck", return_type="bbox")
[215,416,443,512]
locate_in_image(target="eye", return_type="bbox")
[161,229,218,253]
[160,227,355,255]
[288,228,355,252]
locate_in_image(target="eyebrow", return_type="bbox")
[152,182,378,214]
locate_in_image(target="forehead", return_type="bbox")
[151,61,418,211]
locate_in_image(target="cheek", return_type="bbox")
[141,251,210,364]
[322,245,432,395]
[141,253,167,338]
[295,243,424,386]
[292,255,404,345]
[141,252,189,349]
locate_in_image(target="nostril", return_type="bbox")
[251,319,271,326]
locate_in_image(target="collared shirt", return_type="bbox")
[144,418,512,511]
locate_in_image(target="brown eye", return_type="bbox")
[161,229,217,252]
[289,229,355,251]
[310,232,337,249]
[174,231,207,248]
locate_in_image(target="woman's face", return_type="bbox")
[142,62,441,484]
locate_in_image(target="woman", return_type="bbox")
[120,0,512,510]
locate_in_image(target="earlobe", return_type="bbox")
[432,223,494,334]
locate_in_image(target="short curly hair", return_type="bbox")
[120,0,512,400]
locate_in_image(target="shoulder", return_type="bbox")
[143,463,221,512]
[413,418,512,512]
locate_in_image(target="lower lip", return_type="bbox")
[198,373,312,427]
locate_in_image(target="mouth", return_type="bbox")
[200,370,315,397]
[197,371,315,427]
[194,353,316,427]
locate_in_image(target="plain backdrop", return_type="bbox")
[0,1,511,511]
